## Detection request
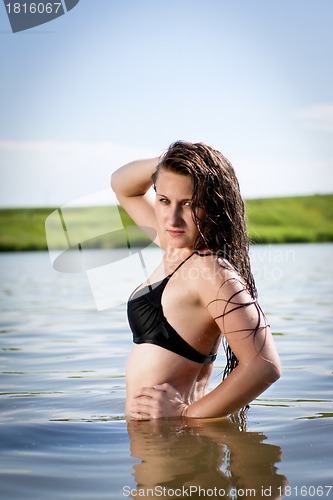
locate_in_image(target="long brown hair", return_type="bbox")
[153,140,260,378]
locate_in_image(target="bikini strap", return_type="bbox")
[168,252,197,278]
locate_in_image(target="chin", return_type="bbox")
[171,241,194,250]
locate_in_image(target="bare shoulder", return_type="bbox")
[191,252,250,304]
[191,252,243,284]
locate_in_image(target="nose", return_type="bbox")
[168,205,183,227]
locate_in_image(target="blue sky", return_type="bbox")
[1,0,332,207]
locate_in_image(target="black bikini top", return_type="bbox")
[127,252,217,364]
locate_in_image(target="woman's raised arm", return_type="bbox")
[111,157,160,240]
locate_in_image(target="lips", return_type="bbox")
[167,229,185,237]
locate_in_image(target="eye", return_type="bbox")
[183,200,193,207]
[159,197,170,205]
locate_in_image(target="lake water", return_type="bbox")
[0,244,332,499]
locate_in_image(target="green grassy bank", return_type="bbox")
[0,194,332,251]
[246,194,333,243]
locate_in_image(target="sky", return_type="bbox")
[1,0,333,208]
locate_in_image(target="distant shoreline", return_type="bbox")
[0,194,332,251]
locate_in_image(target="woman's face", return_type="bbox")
[154,168,200,250]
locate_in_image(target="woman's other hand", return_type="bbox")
[128,383,188,420]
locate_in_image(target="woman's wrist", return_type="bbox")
[111,156,160,197]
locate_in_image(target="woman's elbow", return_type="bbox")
[265,359,282,385]
[110,172,125,200]
[252,355,281,388]
[110,172,119,193]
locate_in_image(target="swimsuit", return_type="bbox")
[127,252,217,364]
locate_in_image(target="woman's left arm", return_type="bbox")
[183,269,281,418]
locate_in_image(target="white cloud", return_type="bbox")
[236,157,333,199]
[0,140,155,207]
[295,103,333,134]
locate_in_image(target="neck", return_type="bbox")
[163,246,194,264]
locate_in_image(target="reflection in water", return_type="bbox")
[127,414,287,499]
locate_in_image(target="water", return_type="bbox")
[0,244,332,499]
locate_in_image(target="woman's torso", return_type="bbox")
[125,252,221,414]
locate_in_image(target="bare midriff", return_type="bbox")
[125,343,213,415]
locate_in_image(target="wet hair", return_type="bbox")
[152,140,262,378]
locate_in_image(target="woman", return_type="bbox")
[111,140,281,420]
